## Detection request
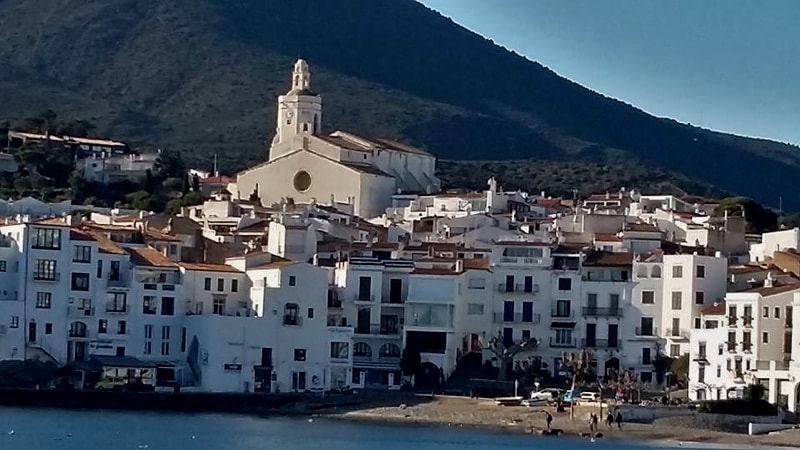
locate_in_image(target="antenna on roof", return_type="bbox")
[213,154,218,177]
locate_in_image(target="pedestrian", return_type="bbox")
[544,411,553,430]
[588,413,595,433]
[605,411,613,428]
[591,413,599,432]
[615,411,623,429]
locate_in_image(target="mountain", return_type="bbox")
[0,0,798,208]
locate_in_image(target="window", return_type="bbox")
[641,291,655,304]
[213,297,226,315]
[161,341,170,356]
[31,227,61,249]
[116,346,125,357]
[144,324,153,339]
[671,291,682,310]
[143,296,157,315]
[144,341,152,355]
[716,366,721,377]
[353,342,372,358]
[203,277,211,291]
[284,303,299,325]
[73,245,91,263]
[98,319,108,334]
[109,261,120,281]
[45,323,52,335]
[217,278,224,292]
[762,331,769,344]
[696,265,705,278]
[763,306,769,318]
[467,277,485,289]
[36,292,52,309]
[639,317,654,336]
[695,291,705,305]
[522,302,534,322]
[118,320,127,335]
[0,261,6,272]
[651,265,661,278]
[522,330,531,340]
[107,292,127,312]
[96,260,102,278]
[330,342,349,359]
[670,344,680,357]
[694,317,701,329]
[558,278,571,291]
[71,273,90,291]
[774,307,781,319]
[181,328,186,353]
[34,259,57,280]
[169,244,178,256]
[307,307,314,319]
[10,316,19,328]
[231,279,238,293]
[467,303,484,315]
[161,297,175,316]
[379,343,401,357]
[289,276,296,286]
[672,265,683,278]
[294,348,307,362]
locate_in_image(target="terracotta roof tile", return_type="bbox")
[594,233,622,242]
[624,223,660,233]
[127,247,177,268]
[69,229,95,241]
[583,251,634,267]
[463,258,490,271]
[410,268,459,276]
[179,262,242,273]
[741,281,800,296]
[82,229,126,254]
[248,260,301,270]
[492,240,551,247]
[701,301,725,315]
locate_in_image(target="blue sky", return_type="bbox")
[420,0,800,145]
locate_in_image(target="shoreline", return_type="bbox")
[319,396,800,449]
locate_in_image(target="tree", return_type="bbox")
[181,174,191,194]
[716,196,778,233]
[561,350,594,419]
[400,345,422,383]
[669,354,690,387]
[155,149,186,180]
[486,331,536,381]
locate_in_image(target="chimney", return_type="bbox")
[764,272,774,288]
[455,259,464,273]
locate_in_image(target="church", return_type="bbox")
[236,59,441,218]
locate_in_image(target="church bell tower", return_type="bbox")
[271,59,323,159]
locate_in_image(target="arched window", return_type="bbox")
[283,303,299,325]
[379,343,401,358]
[651,265,662,278]
[353,342,372,358]
[69,321,88,338]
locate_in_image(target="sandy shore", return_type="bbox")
[324,396,800,448]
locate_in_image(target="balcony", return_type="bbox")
[742,343,753,353]
[634,327,658,337]
[32,272,60,282]
[497,283,539,294]
[493,312,541,324]
[786,318,793,329]
[692,353,709,363]
[551,309,574,318]
[381,296,405,307]
[549,337,577,348]
[68,306,94,318]
[666,328,690,340]
[755,360,791,371]
[581,339,621,349]
[107,276,128,288]
[582,307,623,318]
[498,256,545,265]
[105,303,129,314]
[727,317,738,327]
[355,324,400,336]
[638,357,654,365]
[726,341,737,352]
[741,316,753,328]
[354,294,375,305]
[283,315,303,326]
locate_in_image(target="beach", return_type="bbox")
[326,395,800,449]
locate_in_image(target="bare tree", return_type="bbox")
[485,331,537,382]
[561,350,594,419]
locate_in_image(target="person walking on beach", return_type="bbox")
[605,411,613,428]
[615,411,623,429]
[544,411,553,430]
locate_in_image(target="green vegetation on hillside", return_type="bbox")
[0,0,799,208]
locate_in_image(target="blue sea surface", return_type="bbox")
[0,406,732,450]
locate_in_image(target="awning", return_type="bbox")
[550,322,576,328]
[91,355,157,368]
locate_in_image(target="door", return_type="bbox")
[505,275,514,292]
[524,276,533,293]
[503,301,515,322]
[358,276,372,301]
[75,342,87,361]
[357,308,371,334]
[522,302,533,322]
[389,279,402,304]
[608,324,619,348]
[610,294,620,312]
[503,327,514,347]
[28,322,36,343]
[585,323,596,347]
[292,371,307,391]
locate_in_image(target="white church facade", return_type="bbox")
[236,59,440,218]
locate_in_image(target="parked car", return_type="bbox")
[579,391,600,403]
[562,389,578,405]
[94,377,126,391]
[529,388,564,402]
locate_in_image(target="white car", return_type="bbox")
[579,391,600,403]
[525,388,564,404]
